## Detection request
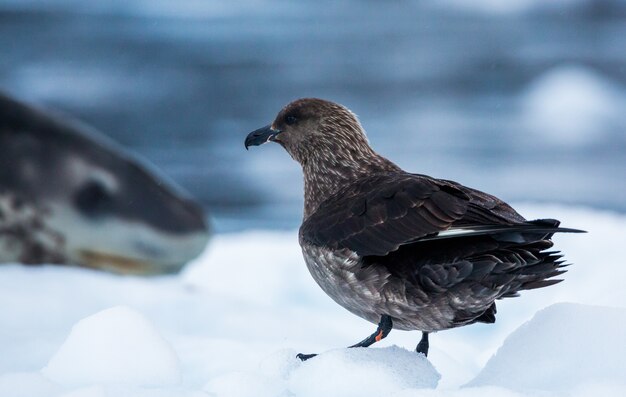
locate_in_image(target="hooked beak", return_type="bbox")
[245,125,281,150]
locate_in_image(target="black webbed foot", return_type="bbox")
[416,331,429,357]
[296,353,318,361]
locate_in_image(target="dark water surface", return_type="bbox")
[1,0,625,232]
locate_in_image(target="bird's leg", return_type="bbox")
[297,315,393,361]
[348,314,393,348]
[416,331,429,357]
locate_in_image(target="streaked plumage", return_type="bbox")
[245,98,583,357]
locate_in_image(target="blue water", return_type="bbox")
[1,0,625,232]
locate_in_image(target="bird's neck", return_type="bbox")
[301,149,400,219]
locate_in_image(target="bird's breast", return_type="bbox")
[300,243,388,325]
[299,242,466,331]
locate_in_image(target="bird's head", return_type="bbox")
[245,98,373,164]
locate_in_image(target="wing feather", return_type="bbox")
[300,173,470,256]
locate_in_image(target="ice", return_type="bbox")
[435,0,587,15]
[182,231,310,308]
[42,306,181,387]
[258,349,302,381]
[469,303,626,392]
[0,204,624,396]
[289,347,439,397]
[203,371,287,397]
[521,65,624,147]
[0,371,61,397]
[204,346,438,397]
[391,386,528,397]
[60,386,107,397]
[59,385,209,397]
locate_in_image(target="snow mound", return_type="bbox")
[204,346,439,397]
[258,348,302,381]
[469,303,626,392]
[42,306,181,387]
[521,65,624,147]
[59,384,208,397]
[0,205,624,396]
[0,371,61,397]
[60,386,107,397]
[204,370,287,397]
[289,346,439,397]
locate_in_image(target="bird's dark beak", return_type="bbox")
[244,125,281,150]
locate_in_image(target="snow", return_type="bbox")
[288,347,439,397]
[42,306,181,387]
[203,347,439,397]
[471,303,626,392]
[59,386,107,397]
[434,0,587,15]
[0,372,61,397]
[203,370,286,397]
[0,204,625,396]
[521,65,625,147]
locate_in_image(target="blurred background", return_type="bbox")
[1,0,625,233]
[1,3,625,392]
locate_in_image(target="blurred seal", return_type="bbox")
[0,92,210,275]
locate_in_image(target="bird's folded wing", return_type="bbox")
[300,173,470,256]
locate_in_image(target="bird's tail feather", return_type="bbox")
[417,219,585,243]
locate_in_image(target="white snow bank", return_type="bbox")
[205,346,439,397]
[289,346,439,397]
[203,370,286,397]
[60,386,107,397]
[470,303,626,392]
[392,385,527,397]
[521,65,624,147]
[433,0,586,15]
[58,384,209,397]
[42,306,181,387]
[0,205,624,396]
[0,371,61,397]
[183,231,310,308]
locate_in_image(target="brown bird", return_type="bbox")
[244,98,583,361]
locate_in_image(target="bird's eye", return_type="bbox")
[285,115,298,125]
